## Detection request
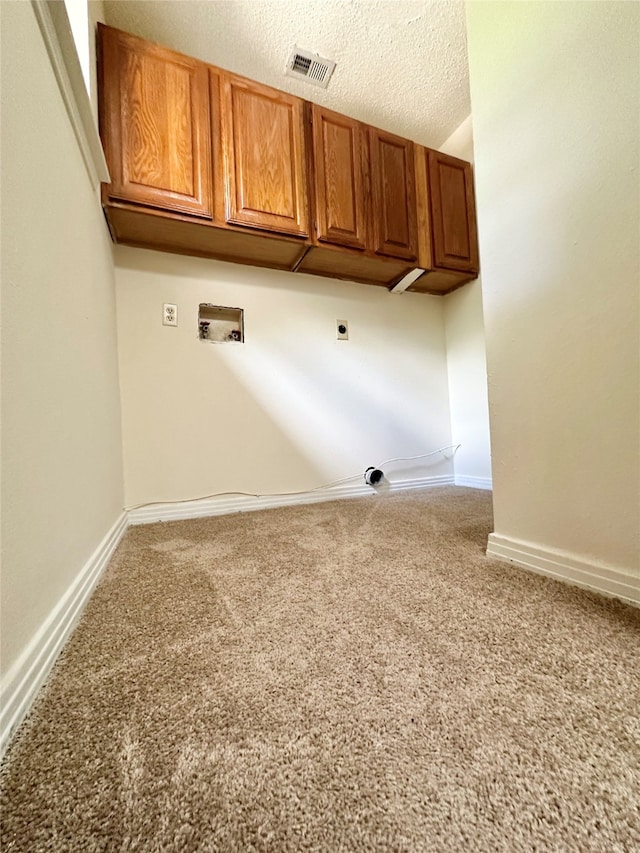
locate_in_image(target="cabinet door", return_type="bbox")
[311,105,367,250]
[369,128,418,261]
[98,25,212,218]
[427,150,479,273]
[222,74,309,237]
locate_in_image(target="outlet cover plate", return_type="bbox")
[163,303,178,326]
[336,319,349,340]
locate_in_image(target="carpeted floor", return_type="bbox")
[1,487,639,852]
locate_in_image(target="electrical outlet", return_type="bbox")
[163,303,178,326]
[336,319,349,340]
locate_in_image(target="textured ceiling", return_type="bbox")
[102,0,470,148]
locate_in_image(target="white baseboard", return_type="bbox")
[487,533,639,607]
[454,475,493,490]
[128,475,455,525]
[0,512,129,760]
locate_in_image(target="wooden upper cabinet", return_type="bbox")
[97,24,212,218]
[369,128,418,261]
[427,150,479,273]
[97,24,479,293]
[311,105,367,250]
[221,74,309,237]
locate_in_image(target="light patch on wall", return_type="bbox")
[212,329,449,484]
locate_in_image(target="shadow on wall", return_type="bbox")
[120,342,328,506]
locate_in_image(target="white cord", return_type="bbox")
[123,444,460,512]
[124,477,362,511]
[376,444,460,468]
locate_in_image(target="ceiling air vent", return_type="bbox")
[285,47,336,89]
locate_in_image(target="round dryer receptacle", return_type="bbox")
[364,467,384,486]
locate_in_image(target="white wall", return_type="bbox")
[115,248,453,508]
[466,1,640,577]
[440,117,492,488]
[0,3,124,676]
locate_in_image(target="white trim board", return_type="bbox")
[487,533,639,608]
[31,0,110,188]
[128,475,455,525]
[454,475,492,490]
[0,513,129,760]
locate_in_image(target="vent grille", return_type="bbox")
[285,47,335,89]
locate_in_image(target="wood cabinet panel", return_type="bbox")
[369,129,417,261]
[427,150,479,273]
[98,24,212,218]
[222,74,309,237]
[311,105,367,250]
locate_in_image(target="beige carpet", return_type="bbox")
[1,487,639,851]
